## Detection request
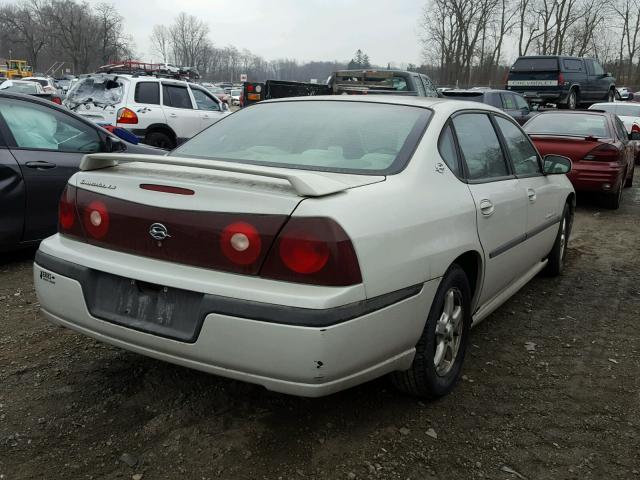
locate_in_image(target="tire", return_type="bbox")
[145,130,176,150]
[391,265,471,398]
[625,163,634,187]
[603,177,624,209]
[559,89,578,110]
[543,203,571,277]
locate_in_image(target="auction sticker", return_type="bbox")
[39,270,56,285]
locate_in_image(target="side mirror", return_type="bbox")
[543,154,572,174]
[104,135,126,153]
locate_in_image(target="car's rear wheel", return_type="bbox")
[544,203,571,277]
[145,131,176,150]
[559,89,578,110]
[603,177,624,209]
[391,265,471,398]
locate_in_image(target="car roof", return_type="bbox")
[261,94,506,115]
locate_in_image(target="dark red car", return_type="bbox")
[524,110,635,209]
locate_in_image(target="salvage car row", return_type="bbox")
[1,55,637,400]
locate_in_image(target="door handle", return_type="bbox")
[168,113,177,118]
[201,114,210,119]
[527,188,537,202]
[479,199,495,217]
[25,161,56,170]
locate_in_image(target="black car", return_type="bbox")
[0,92,161,252]
[506,56,616,109]
[441,88,535,125]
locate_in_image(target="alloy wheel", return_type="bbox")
[434,288,464,376]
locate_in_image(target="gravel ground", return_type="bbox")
[1,172,639,480]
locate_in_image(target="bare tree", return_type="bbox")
[0,0,49,71]
[150,24,170,63]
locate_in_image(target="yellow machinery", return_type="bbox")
[0,60,33,79]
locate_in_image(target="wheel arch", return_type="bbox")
[145,123,177,141]
[451,250,483,310]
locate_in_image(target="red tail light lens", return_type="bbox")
[220,222,262,265]
[52,96,62,105]
[583,143,620,162]
[59,186,76,230]
[558,73,565,85]
[261,217,362,286]
[82,200,110,239]
[632,124,640,133]
[117,107,138,124]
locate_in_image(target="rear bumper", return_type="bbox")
[510,89,567,104]
[567,163,625,192]
[34,246,439,397]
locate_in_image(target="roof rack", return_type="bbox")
[95,60,199,80]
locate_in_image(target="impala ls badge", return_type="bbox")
[149,223,171,241]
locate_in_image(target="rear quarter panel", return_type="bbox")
[292,110,481,299]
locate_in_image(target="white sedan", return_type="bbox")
[34,97,574,398]
[589,102,640,139]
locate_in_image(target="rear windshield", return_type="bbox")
[173,101,431,175]
[512,58,559,71]
[525,113,609,137]
[0,82,38,94]
[66,76,125,106]
[613,105,640,116]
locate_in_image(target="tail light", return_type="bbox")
[58,185,83,238]
[632,124,640,133]
[51,96,62,105]
[583,143,620,162]
[503,71,509,88]
[260,217,362,286]
[58,187,362,286]
[117,107,138,124]
[558,73,565,85]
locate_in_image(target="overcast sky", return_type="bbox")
[107,0,424,66]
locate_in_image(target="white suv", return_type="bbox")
[64,74,230,149]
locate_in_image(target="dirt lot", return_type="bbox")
[1,174,639,480]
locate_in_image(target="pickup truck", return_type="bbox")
[506,56,616,110]
[242,69,440,106]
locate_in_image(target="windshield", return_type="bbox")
[66,76,125,106]
[525,113,609,137]
[173,101,431,174]
[0,81,39,94]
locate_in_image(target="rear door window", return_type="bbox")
[452,113,510,180]
[584,59,595,75]
[134,82,160,105]
[592,61,605,75]
[162,84,193,109]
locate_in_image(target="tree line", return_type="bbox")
[0,0,133,75]
[419,0,640,87]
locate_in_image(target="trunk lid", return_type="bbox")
[529,135,612,163]
[66,154,383,273]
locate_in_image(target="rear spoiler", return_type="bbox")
[79,153,362,197]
